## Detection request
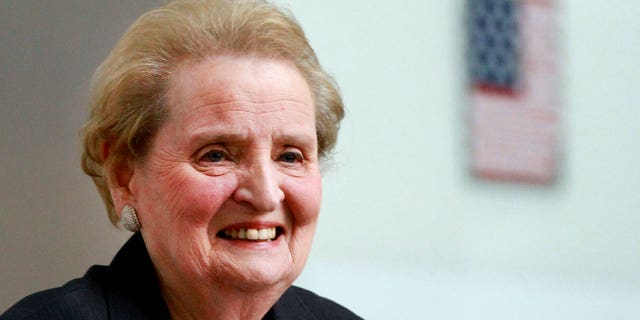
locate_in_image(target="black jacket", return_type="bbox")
[1,233,362,320]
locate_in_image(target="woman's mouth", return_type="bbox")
[217,227,283,241]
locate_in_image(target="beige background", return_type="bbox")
[3,1,640,318]
[1,0,160,309]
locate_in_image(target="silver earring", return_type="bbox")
[119,205,141,232]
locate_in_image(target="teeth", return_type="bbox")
[223,227,277,241]
[246,229,258,240]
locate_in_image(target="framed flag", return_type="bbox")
[467,0,561,184]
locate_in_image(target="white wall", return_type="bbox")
[288,0,640,318]
[2,1,639,318]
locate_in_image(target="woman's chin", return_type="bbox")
[206,236,299,291]
[216,260,296,293]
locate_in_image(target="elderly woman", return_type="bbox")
[1,1,361,319]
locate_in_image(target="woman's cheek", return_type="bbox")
[164,172,237,225]
[285,174,322,225]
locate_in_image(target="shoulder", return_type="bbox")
[272,286,363,320]
[0,266,109,320]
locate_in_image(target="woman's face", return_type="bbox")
[127,55,321,292]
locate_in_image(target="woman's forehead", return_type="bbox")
[176,99,316,132]
[166,55,311,111]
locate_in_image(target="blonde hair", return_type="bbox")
[81,0,344,225]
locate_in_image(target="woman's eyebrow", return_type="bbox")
[186,129,316,148]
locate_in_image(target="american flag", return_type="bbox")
[468,0,560,184]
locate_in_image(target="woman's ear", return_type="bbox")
[105,154,136,214]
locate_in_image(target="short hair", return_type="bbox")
[81,0,344,225]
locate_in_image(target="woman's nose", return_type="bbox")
[232,160,284,213]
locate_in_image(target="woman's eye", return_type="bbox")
[202,150,227,163]
[279,151,303,164]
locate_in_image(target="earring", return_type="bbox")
[119,205,141,232]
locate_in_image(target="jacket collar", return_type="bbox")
[105,233,171,320]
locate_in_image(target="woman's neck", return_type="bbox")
[159,277,289,320]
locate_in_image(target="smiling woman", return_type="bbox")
[131,56,323,303]
[0,1,360,319]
